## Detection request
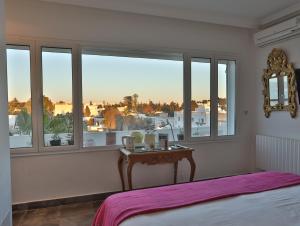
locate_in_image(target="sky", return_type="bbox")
[42,50,73,102]
[7,48,31,102]
[6,48,227,104]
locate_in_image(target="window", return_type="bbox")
[218,60,236,136]
[6,46,32,148]
[7,39,237,152]
[82,52,183,147]
[191,58,211,137]
[41,48,74,147]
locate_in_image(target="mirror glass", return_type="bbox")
[269,76,278,106]
[283,76,289,105]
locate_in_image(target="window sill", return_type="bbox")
[10,136,238,158]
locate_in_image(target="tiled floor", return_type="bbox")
[13,201,101,226]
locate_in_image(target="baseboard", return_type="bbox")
[12,171,252,212]
[12,191,119,211]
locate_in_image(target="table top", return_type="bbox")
[120,144,194,156]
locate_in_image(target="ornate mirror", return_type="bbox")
[262,48,297,118]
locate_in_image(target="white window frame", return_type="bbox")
[36,41,81,152]
[215,57,238,140]
[7,38,38,154]
[80,47,184,149]
[184,55,216,143]
[7,36,238,155]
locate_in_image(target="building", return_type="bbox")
[54,103,72,115]
[84,103,103,117]
[174,105,208,129]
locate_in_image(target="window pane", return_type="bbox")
[218,60,236,136]
[7,46,33,148]
[82,53,183,147]
[42,48,74,147]
[191,58,211,137]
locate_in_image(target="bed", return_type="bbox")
[93,172,300,226]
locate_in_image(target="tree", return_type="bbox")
[64,112,74,134]
[102,106,121,130]
[218,98,226,105]
[87,118,94,126]
[169,101,180,117]
[143,104,154,115]
[47,115,70,139]
[161,103,170,114]
[218,98,227,111]
[15,109,31,135]
[84,106,91,117]
[122,107,131,130]
[8,98,21,114]
[24,99,32,114]
[43,112,51,134]
[43,96,55,115]
[132,93,138,112]
[191,100,198,111]
[123,96,133,111]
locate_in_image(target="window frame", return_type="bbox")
[215,57,238,140]
[80,47,185,149]
[6,39,38,154]
[185,55,216,143]
[7,37,238,155]
[36,41,81,153]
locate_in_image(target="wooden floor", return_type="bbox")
[13,201,101,226]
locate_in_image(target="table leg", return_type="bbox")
[187,156,196,182]
[174,161,178,184]
[118,154,125,191]
[127,161,134,190]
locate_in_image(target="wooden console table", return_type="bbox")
[118,146,196,191]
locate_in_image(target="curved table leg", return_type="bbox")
[118,154,125,191]
[127,161,134,190]
[174,161,178,184]
[187,156,196,182]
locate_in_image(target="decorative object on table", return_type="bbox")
[144,123,156,149]
[130,131,144,146]
[159,139,168,150]
[158,133,168,150]
[262,48,297,118]
[177,127,184,141]
[122,135,135,150]
[159,119,175,141]
[158,133,168,140]
[144,134,155,149]
[106,131,116,145]
[294,69,300,103]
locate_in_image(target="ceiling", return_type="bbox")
[41,0,300,28]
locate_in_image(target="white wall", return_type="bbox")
[0,0,12,225]
[255,38,300,140]
[6,0,256,204]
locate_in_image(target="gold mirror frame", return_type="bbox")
[262,48,297,118]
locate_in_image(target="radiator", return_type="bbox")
[256,135,300,174]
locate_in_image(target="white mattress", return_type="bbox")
[120,185,300,226]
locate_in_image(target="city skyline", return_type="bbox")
[7,49,227,103]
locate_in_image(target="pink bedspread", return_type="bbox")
[92,172,300,226]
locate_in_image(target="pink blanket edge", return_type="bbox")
[92,171,300,226]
